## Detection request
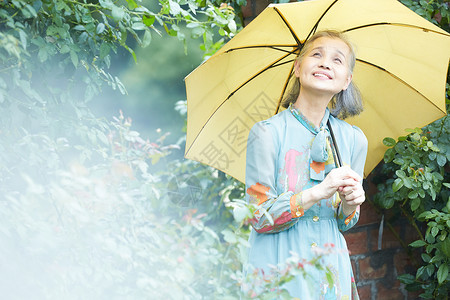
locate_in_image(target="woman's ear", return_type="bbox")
[342,74,352,91]
[294,59,301,78]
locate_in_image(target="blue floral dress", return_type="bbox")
[244,106,368,299]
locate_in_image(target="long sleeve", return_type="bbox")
[245,121,303,234]
[337,125,368,232]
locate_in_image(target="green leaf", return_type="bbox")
[228,19,237,33]
[410,197,420,211]
[392,178,403,192]
[430,188,436,201]
[426,264,435,277]
[99,0,114,9]
[383,137,396,147]
[126,0,138,9]
[123,45,137,63]
[439,240,450,258]
[396,170,406,178]
[115,77,127,95]
[437,153,446,167]
[398,273,415,284]
[431,226,439,237]
[46,25,59,37]
[426,233,435,244]
[408,190,419,199]
[99,43,110,59]
[233,205,250,223]
[73,24,85,31]
[410,240,426,248]
[18,29,27,50]
[169,0,182,15]
[186,22,199,28]
[380,196,395,209]
[416,265,426,279]
[403,178,413,189]
[70,50,78,67]
[428,152,437,160]
[221,229,237,244]
[143,15,155,27]
[112,5,125,21]
[418,189,425,198]
[418,211,431,220]
[96,23,106,34]
[38,47,48,62]
[393,158,404,165]
[421,253,431,263]
[141,30,151,47]
[132,22,146,31]
[60,44,70,54]
[437,264,448,284]
[384,148,395,163]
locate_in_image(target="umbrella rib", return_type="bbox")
[273,7,302,46]
[226,51,295,99]
[225,45,299,55]
[185,51,296,156]
[275,65,296,115]
[306,0,340,41]
[345,22,450,36]
[357,59,446,113]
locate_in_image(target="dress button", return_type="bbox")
[311,242,317,248]
[313,216,319,222]
[296,211,302,217]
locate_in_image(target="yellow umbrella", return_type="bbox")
[184,0,450,183]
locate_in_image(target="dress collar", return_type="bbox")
[289,104,330,135]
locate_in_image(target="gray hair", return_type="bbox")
[281,30,363,120]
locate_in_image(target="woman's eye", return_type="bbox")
[312,52,321,57]
[334,58,342,63]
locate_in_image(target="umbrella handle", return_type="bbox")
[327,119,342,168]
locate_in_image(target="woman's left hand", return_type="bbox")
[338,181,365,216]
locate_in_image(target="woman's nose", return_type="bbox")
[318,57,331,69]
[319,63,330,69]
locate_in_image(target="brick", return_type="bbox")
[345,230,369,255]
[359,256,388,280]
[407,289,421,300]
[376,281,403,300]
[370,226,402,251]
[358,201,382,226]
[394,251,417,276]
[357,284,372,300]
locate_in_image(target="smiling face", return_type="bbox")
[294,37,353,98]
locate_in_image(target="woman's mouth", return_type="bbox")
[313,72,332,79]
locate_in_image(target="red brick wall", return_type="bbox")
[343,190,422,300]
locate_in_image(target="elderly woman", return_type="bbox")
[244,30,367,299]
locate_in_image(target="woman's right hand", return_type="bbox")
[315,166,362,200]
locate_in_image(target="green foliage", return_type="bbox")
[0,0,335,298]
[0,0,239,190]
[0,113,235,298]
[374,121,450,297]
[400,0,449,32]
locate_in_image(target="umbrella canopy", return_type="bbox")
[185,0,450,183]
